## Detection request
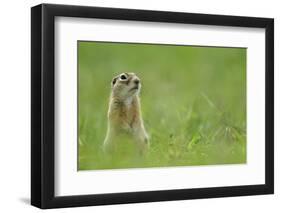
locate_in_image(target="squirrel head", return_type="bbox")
[111,73,141,100]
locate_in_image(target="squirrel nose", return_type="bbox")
[134,79,140,85]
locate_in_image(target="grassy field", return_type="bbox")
[78,41,246,170]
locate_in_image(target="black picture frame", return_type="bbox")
[31,3,274,209]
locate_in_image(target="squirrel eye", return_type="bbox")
[120,74,127,80]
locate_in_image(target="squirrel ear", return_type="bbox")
[111,76,118,86]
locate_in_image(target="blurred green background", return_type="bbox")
[78,41,246,170]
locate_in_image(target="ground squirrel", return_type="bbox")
[103,73,149,154]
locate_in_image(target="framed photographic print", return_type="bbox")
[31,3,274,209]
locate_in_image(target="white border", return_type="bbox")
[55,17,265,196]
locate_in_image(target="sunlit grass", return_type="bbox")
[78,41,246,170]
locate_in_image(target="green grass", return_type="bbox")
[78,41,246,170]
